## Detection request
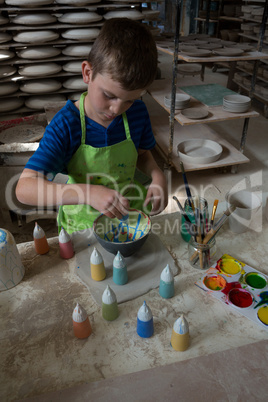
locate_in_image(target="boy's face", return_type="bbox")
[82,61,145,127]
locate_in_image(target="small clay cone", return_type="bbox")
[102,285,119,321]
[171,314,190,351]
[72,303,92,339]
[159,264,174,299]
[59,227,74,259]
[33,222,49,255]
[137,301,154,338]
[113,250,128,285]
[90,247,106,281]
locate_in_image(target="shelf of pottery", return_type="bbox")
[196,0,243,38]
[0,0,162,116]
[234,0,268,117]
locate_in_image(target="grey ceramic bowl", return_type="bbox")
[93,209,151,257]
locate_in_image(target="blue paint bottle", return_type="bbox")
[113,251,128,285]
[136,301,154,338]
[159,264,174,299]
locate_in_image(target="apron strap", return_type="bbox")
[122,112,131,140]
[79,91,88,145]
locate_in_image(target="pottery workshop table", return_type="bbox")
[1,210,268,401]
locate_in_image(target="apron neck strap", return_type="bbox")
[79,92,131,144]
[79,91,88,145]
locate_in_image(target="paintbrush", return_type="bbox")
[190,205,236,263]
[172,196,196,237]
[180,161,195,212]
[194,206,204,269]
[210,199,219,228]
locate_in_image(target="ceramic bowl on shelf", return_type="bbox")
[63,77,87,90]
[61,28,100,41]
[62,61,83,73]
[6,0,54,5]
[20,79,62,94]
[58,11,102,24]
[25,94,66,110]
[13,30,59,43]
[62,44,92,57]
[0,32,12,43]
[18,63,62,77]
[223,94,251,113]
[104,10,143,20]
[177,139,223,165]
[164,93,190,110]
[55,0,101,4]
[17,47,61,60]
[0,50,15,61]
[0,98,24,113]
[12,13,57,25]
[0,65,17,78]
[0,82,19,96]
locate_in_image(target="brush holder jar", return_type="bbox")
[180,197,208,243]
[188,238,216,270]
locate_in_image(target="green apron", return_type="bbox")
[58,92,148,234]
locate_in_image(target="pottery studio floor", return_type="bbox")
[1,53,268,401]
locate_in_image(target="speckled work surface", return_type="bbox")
[1,212,268,401]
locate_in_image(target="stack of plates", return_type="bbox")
[223,94,251,113]
[164,93,190,110]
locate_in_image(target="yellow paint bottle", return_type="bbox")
[90,247,106,281]
[171,314,190,351]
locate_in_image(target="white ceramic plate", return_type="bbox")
[6,0,54,6]
[0,124,45,143]
[17,46,61,60]
[13,31,59,43]
[181,108,209,120]
[20,79,62,94]
[213,48,244,57]
[104,10,143,20]
[13,13,57,25]
[25,94,66,110]
[0,98,24,113]
[0,82,19,96]
[223,94,251,104]
[58,12,102,24]
[55,0,101,4]
[62,28,100,41]
[0,50,15,60]
[62,44,92,57]
[63,61,82,73]
[0,15,9,25]
[0,33,12,43]
[63,76,87,90]
[177,139,223,165]
[0,65,17,78]
[18,63,62,77]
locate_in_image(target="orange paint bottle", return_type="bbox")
[72,303,92,339]
[33,222,49,255]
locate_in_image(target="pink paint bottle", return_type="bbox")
[59,227,74,259]
[33,222,49,255]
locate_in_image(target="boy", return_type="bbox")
[16,18,168,234]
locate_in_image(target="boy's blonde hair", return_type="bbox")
[88,18,158,90]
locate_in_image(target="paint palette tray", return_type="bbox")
[195,254,268,330]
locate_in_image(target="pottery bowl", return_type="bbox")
[93,209,151,257]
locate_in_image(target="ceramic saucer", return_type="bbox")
[0,98,24,113]
[17,46,61,60]
[58,12,102,24]
[0,50,15,60]
[63,77,87,90]
[6,0,54,6]
[20,79,62,94]
[0,65,17,78]
[13,13,57,25]
[62,44,92,57]
[61,28,100,41]
[62,61,82,73]
[25,95,66,110]
[18,63,62,77]
[0,82,19,96]
[13,31,59,43]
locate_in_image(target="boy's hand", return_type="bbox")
[89,185,129,220]
[144,171,168,216]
